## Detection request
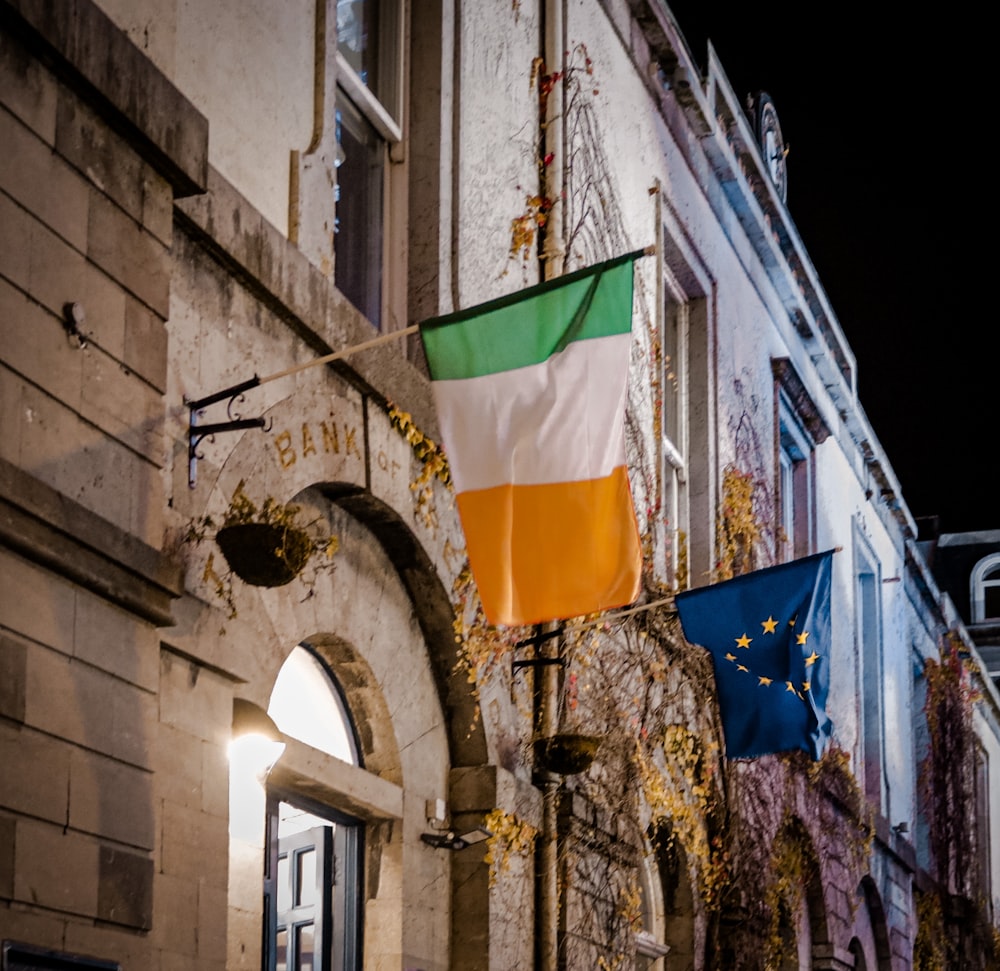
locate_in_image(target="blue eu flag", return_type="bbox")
[674,551,834,760]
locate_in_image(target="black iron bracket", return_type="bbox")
[513,626,563,650]
[186,375,269,488]
[511,657,565,672]
[511,624,565,673]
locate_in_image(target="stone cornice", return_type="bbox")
[0,457,184,626]
[0,0,208,197]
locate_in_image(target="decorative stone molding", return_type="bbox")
[0,457,183,626]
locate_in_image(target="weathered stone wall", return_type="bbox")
[0,0,201,965]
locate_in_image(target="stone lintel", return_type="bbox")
[269,735,403,823]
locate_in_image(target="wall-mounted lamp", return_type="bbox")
[892,821,909,836]
[230,698,286,780]
[420,826,491,851]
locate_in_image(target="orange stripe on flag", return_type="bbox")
[456,466,642,626]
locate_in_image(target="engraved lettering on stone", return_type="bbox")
[275,430,296,468]
[301,423,317,459]
[321,420,340,453]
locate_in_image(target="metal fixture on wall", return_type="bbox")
[420,827,491,851]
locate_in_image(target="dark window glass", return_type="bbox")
[296,925,315,971]
[984,582,1000,619]
[335,99,384,328]
[337,1,379,93]
[1,943,120,971]
[276,929,288,971]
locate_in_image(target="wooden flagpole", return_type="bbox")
[255,323,420,387]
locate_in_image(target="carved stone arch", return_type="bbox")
[222,484,456,783]
[200,382,487,768]
[858,875,893,970]
[295,631,403,781]
[650,823,698,970]
[772,815,831,964]
[323,484,485,767]
[848,937,868,971]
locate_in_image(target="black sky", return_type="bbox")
[665,4,992,536]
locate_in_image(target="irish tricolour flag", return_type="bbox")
[420,252,643,627]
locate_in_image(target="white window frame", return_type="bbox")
[333,0,404,330]
[657,229,690,589]
[970,552,1000,623]
[854,529,889,814]
[778,390,815,563]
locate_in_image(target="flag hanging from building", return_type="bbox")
[674,550,835,760]
[419,251,644,627]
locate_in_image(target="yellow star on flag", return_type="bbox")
[805,651,820,666]
[796,630,810,645]
[785,681,796,692]
[761,616,778,633]
[725,652,737,662]
[802,681,811,692]
[737,664,749,673]
[758,676,773,687]
[735,633,752,648]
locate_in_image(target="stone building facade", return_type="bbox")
[1,1,997,969]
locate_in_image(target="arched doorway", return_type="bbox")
[264,644,365,971]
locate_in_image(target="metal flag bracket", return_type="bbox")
[511,625,566,673]
[186,375,269,488]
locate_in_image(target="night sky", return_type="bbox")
[665,4,992,536]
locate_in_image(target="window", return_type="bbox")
[975,744,992,912]
[777,391,815,562]
[848,938,868,971]
[653,213,695,589]
[334,0,402,330]
[269,645,360,765]
[855,537,888,812]
[661,282,688,587]
[772,360,828,564]
[778,396,813,562]
[970,553,1000,622]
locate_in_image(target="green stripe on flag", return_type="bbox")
[420,252,639,381]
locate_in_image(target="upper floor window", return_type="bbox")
[970,553,1000,622]
[661,275,689,586]
[778,395,813,562]
[335,0,402,330]
[771,360,829,564]
[855,534,888,814]
[974,743,992,912]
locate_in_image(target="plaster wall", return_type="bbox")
[452,0,541,300]
[97,0,314,237]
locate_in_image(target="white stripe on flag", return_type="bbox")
[432,331,630,493]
